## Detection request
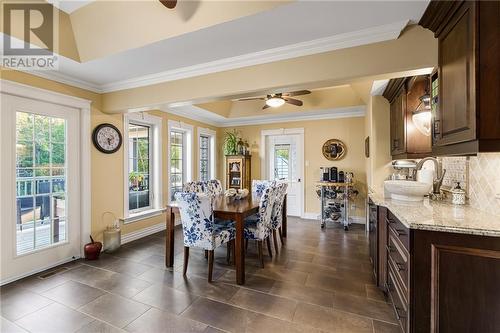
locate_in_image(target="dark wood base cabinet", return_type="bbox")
[370,207,500,332]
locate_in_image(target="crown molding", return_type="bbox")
[12,20,408,94]
[162,105,365,127]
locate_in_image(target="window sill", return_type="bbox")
[120,208,167,224]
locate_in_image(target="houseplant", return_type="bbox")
[223,129,240,155]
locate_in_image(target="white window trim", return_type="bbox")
[197,127,216,181]
[123,113,163,223]
[167,120,193,203]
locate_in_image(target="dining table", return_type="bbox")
[165,193,287,285]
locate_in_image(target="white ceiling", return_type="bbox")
[47,0,95,14]
[27,1,429,92]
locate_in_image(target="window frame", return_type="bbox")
[168,120,193,203]
[123,113,162,222]
[197,127,216,181]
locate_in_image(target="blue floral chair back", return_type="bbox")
[207,179,223,195]
[175,192,234,250]
[183,181,207,193]
[271,182,288,229]
[252,180,272,195]
[245,185,277,240]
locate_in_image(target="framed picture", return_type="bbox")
[365,137,370,158]
[322,139,346,161]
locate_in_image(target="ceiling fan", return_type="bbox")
[160,0,177,9]
[237,90,311,110]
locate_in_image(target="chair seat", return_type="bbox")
[214,217,233,226]
[244,222,270,240]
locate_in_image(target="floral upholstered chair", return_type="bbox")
[252,180,272,195]
[175,192,235,282]
[243,184,277,268]
[270,182,288,253]
[183,181,207,193]
[207,179,224,195]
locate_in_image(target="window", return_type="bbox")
[15,112,67,255]
[168,121,193,202]
[274,144,290,180]
[198,127,216,182]
[128,123,151,212]
[124,113,162,220]
[170,130,184,201]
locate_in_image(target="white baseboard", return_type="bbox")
[121,222,166,245]
[0,256,80,286]
[301,212,320,220]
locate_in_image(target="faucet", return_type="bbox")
[415,157,446,194]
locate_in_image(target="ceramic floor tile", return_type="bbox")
[15,303,93,333]
[305,272,367,297]
[0,288,53,321]
[245,312,323,333]
[331,293,398,323]
[269,281,334,308]
[42,280,105,308]
[216,270,276,293]
[102,259,153,277]
[1,317,28,333]
[79,294,150,328]
[229,288,298,321]
[133,283,198,314]
[175,275,240,302]
[124,308,207,333]
[293,302,373,333]
[373,319,402,333]
[181,297,255,333]
[76,320,125,333]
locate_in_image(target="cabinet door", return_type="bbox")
[436,2,476,146]
[390,89,407,155]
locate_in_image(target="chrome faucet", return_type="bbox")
[415,157,446,194]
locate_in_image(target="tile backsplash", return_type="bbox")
[441,153,500,217]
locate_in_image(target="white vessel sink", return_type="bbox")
[384,180,431,202]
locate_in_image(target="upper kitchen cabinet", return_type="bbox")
[384,76,432,159]
[420,0,500,155]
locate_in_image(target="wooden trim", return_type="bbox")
[419,0,465,37]
[383,77,406,103]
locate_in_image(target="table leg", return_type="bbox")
[282,194,287,238]
[235,213,245,285]
[165,207,175,267]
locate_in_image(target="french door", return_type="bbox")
[1,94,81,284]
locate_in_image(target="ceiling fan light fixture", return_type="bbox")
[265,97,285,108]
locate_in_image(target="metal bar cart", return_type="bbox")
[317,182,353,230]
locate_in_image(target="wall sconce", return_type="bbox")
[412,93,431,136]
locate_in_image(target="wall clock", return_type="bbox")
[92,123,122,154]
[322,139,347,161]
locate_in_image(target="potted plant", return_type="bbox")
[223,129,240,155]
[129,172,144,190]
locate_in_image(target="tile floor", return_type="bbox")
[0,218,400,333]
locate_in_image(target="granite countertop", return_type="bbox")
[369,191,500,237]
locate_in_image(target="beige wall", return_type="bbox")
[1,70,217,241]
[365,95,392,193]
[219,116,367,219]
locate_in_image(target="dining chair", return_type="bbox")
[207,179,224,195]
[244,184,277,268]
[175,192,236,282]
[252,179,272,195]
[271,182,288,253]
[183,181,207,193]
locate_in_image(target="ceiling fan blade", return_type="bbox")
[282,90,311,97]
[262,104,271,110]
[160,0,177,9]
[237,97,265,101]
[284,97,303,106]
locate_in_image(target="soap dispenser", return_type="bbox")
[451,182,466,205]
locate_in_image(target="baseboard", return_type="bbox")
[301,212,366,224]
[0,256,80,286]
[121,222,166,245]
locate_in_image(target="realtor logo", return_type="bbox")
[2,2,58,70]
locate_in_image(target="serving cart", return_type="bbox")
[317,181,357,231]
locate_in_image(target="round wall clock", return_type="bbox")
[92,123,122,154]
[322,139,347,161]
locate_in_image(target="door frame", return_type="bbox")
[260,128,304,218]
[0,79,91,285]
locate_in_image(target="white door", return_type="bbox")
[1,94,81,284]
[267,134,303,216]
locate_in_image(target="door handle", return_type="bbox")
[298,178,301,182]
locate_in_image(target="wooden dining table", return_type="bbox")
[165,193,287,285]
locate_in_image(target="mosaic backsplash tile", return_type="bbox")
[442,153,500,217]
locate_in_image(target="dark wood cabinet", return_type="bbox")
[420,0,500,155]
[368,200,388,290]
[371,205,500,333]
[384,76,432,159]
[225,155,251,190]
[368,199,378,282]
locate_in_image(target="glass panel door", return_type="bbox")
[16,112,67,255]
